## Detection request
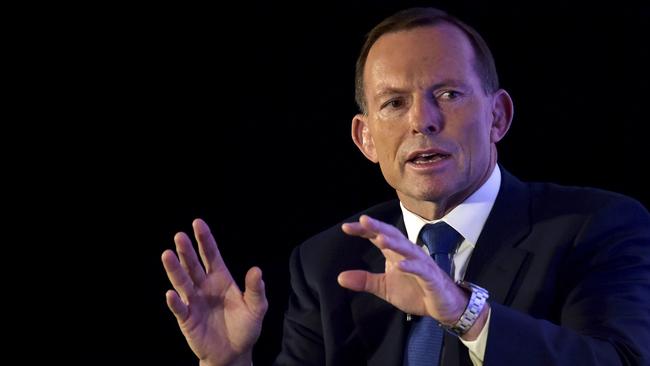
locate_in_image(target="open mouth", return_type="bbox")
[408,152,450,165]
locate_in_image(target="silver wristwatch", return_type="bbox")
[441,281,489,336]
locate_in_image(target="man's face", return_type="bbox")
[353,24,511,217]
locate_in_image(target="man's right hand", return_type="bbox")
[161,218,268,366]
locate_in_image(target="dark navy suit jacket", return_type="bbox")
[274,169,650,365]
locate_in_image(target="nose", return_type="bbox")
[409,95,441,135]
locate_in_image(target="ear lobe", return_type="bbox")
[351,114,378,163]
[490,89,514,143]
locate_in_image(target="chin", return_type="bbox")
[402,186,448,203]
[407,178,466,204]
[418,190,448,203]
[419,177,455,197]
[393,173,460,202]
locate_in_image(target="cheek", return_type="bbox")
[456,107,492,147]
[373,130,402,160]
[451,120,491,166]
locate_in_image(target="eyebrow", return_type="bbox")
[373,87,408,100]
[372,79,471,100]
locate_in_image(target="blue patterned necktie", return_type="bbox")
[404,222,463,366]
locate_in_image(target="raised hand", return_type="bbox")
[161,219,267,366]
[337,215,468,325]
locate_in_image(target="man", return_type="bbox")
[161,7,650,366]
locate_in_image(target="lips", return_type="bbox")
[406,149,451,165]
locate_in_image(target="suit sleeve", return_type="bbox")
[485,197,650,365]
[274,245,326,366]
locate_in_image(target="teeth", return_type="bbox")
[412,153,445,164]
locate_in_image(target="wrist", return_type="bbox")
[440,281,489,337]
[460,302,489,341]
[436,277,472,324]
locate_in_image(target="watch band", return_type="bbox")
[441,280,489,336]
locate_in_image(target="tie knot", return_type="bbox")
[418,222,462,255]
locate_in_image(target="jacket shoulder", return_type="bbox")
[528,180,649,217]
[293,200,401,270]
[301,199,401,246]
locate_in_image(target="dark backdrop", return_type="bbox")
[67,1,649,365]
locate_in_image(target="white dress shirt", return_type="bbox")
[399,165,501,366]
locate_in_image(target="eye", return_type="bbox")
[438,90,461,100]
[381,98,404,110]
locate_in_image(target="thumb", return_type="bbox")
[338,270,385,299]
[244,266,268,318]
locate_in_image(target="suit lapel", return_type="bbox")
[464,168,532,305]
[440,169,533,366]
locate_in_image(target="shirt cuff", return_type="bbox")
[459,306,491,365]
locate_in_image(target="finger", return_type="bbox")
[347,216,422,260]
[161,249,196,302]
[398,259,436,282]
[344,216,423,262]
[193,218,226,274]
[165,290,189,321]
[359,215,403,238]
[175,232,207,284]
[377,234,424,260]
[243,267,268,318]
[361,216,423,259]
[342,222,394,256]
[342,215,396,236]
[341,221,379,240]
[343,215,410,245]
[337,270,386,300]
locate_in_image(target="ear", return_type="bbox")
[351,114,378,163]
[489,89,514,143]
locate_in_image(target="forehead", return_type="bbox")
[364,23,479,93]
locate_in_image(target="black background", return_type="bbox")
[50,1,650,364]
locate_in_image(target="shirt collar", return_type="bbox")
[400,165,501,246]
